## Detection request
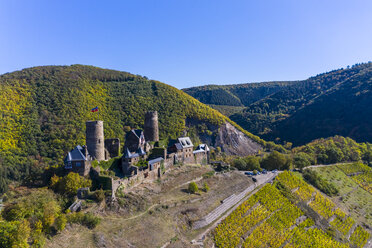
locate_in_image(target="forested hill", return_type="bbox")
[0,65,268,193]
[183,62,372,146]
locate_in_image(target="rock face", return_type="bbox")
[215,122,262,156]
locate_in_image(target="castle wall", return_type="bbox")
[144,111,159,142]
[86,120,105,161]
[105,138,120,158]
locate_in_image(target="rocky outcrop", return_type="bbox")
[185,119,262,156]
[215,122,262,156]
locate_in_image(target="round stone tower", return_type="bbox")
[86,120,105,161]
[144,111,159,142]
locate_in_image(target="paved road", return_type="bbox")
[190,171,279,247]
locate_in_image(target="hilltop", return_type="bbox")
[183,62,372,146]
[0,65,268,193]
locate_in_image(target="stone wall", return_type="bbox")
[104,138,120,158]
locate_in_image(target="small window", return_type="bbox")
[76,162,81,167]
[66,162,72,169]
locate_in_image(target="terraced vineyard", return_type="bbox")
[337,163,372,193]
[213,171,371,248]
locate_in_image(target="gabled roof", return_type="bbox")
[177,137,193,148]
[148,157,163,165]
[123,147,141,158]
[124,148,132,158]
[174,143,183,150]
[65,145,88,162]
[137,147,146,156]
[196,144,210,152]
[131,129,144,139]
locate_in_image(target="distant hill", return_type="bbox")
[184,62,372,146]
[0,65,269,193]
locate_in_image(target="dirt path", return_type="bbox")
[303,162,350,170]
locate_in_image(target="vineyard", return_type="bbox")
[213,171,371,248]
[337,163,372,194]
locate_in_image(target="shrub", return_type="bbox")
[94,189,105,202]
[55,214,67,232]
[203,183,210,192]
[202,171,215,179]
[188,182,199,194]
[66,212,101,229]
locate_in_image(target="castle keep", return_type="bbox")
[86,120,105,161]
[144,111,159,142]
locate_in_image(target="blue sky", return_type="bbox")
[1,0,371,88]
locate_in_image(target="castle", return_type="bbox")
[64,111,210,183]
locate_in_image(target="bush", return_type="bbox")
[55,214,67,232]
[203,183,210,192]
[94,189,105,202]
[188,182,199,194]
[202,171,215,179]
[67,212,101,229]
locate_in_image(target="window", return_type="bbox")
[76,162,81,167]
[65,162,72,169]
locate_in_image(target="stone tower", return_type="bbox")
[86,120,105,161]
[144,111,159,142]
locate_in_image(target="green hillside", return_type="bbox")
[0,65,269,193]
[184,63,372,146]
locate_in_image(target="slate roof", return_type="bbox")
[137,147,146,156]
[177,137,193,148]
[148,157,163,165]
[65,145,88,162]
[196,144,210,152]
[123,147,143,158]
[174,143,183,150]
[132,129,144,139]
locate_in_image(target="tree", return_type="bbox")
[232,158,247,170]
[325,147,344,164]
[293,152,312,170]
[243,156,261,171]
[188,182,199,194]
[57,172,92,196]
[0,220,30,248]
[261,151,291,170]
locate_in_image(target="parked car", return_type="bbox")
[245,171,253,176]
[252,177,257,182]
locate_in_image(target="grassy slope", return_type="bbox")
[312,164,372,227]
